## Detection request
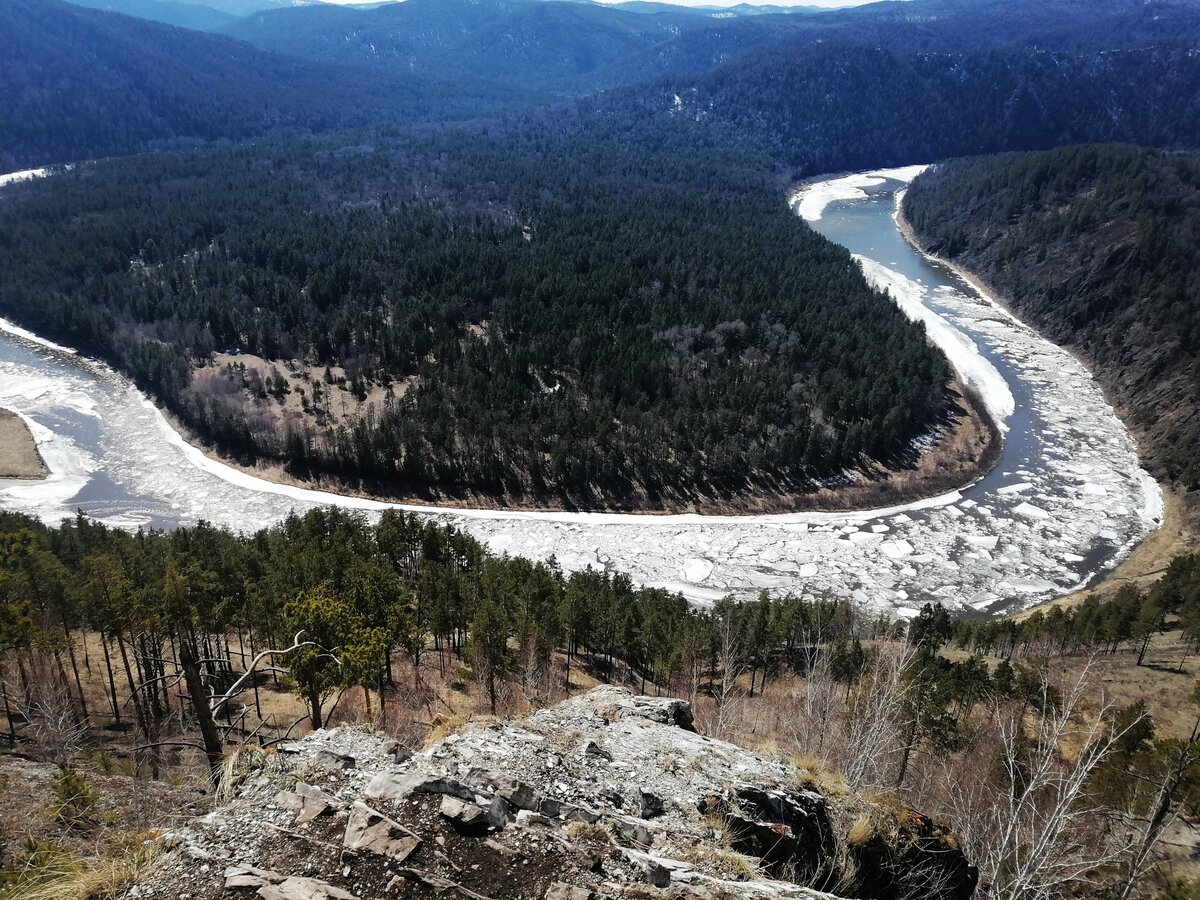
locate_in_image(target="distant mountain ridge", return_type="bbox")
[217,0,1200,94]
[66,0,238,29]
[219,0,726,93]
[0,0,535,170]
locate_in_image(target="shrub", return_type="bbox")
[51,766,97,825]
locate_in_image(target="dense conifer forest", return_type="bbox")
[904,145,1200,490]
[633,43,1200,177]
[0,128,951,505]
[6,0,1200,506]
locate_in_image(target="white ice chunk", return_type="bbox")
[1014,502,1051,520]
[682,559,714,583]
[880,540,915,559]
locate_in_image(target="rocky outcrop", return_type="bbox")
[136,687,975,900]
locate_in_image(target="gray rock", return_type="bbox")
[613,820,652,848]
[642,860,672,888]
[439,795,489,828]
[636,790,665,820]
[379,739,413,764]
[342,802,420,862]
[223,864,277,888]
[364,772,474,803]
[495,776,540,811]
[258,875,358,900]
[563,805,601,825]
[312,750,356,772]
[579,740,613,762]
[485,795,512,828]
[276,782,336,825]
[545,884,593,900]
[224,866,358,900]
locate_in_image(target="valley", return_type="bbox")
[0,168,1159,614]
[5,1,1200,896]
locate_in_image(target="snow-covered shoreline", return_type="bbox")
[0,167,1162,613]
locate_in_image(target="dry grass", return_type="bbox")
[2,836,161,900]
[845,814,877,848]
[562,821,611,848]
[676,845,763,882]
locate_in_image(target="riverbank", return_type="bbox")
[0,408,46,479]
[0,170,1157,610]
[895,197,1182,610]
[161,371,998,517]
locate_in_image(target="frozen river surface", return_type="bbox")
[0,167,1161,615]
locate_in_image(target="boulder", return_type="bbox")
[579,740,613,762]
[276,782,335,824]
[641,860,671,889]
[311,750,356,772]
[563,805,601,825]
[258,876,358,900]
[440,795,489,829]
[364,772,474,803]
[223,866,358,900]
[342,802,420,862]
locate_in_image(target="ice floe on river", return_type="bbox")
[0,168,1162,615]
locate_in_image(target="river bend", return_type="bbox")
[0,167,1161,615]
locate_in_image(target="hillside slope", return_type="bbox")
[0,0,528,170]
[133,687,976,900]
[903,145,1200,493]
[616,43,1200,178]
[66,0,236,29]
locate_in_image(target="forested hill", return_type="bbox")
[0,127,953,509]
[10,0,1200,173]
[0,0,530,171]
[903,145,1200,491]
[614,42,1200,178]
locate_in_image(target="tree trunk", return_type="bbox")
[180,639,225,780]
[116,633,148,740]
[100,635,121,725]
[63,626,89,721]
[0,664,15,746]
[308,683,323,730]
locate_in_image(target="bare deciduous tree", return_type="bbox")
[955,658,1138,900]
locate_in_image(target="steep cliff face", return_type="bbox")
[903,145,1200,497]
[137,687,975,900]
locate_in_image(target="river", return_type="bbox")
[0,167,1161,615]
